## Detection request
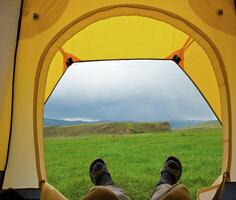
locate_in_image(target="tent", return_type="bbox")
[0,0,235,199]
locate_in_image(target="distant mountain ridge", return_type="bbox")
[44,118,220,129]
[44,122,171,137]
[169,120,204,129]
[185,120,221,129]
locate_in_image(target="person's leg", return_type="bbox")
[89,158,131,200]
[150,156,191,200]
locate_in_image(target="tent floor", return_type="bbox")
[221,182,236,200]
[0,188,40,200]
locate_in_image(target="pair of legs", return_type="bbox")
[87,157,192,200]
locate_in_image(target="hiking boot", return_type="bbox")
[89,158,114,186]
[157,156,182,186]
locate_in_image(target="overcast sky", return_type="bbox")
[44,60,216,122]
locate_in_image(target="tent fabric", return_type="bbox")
[2,0,39,189]
[198,185,218,200]
[0,1,236,200]
[0,0,22,185]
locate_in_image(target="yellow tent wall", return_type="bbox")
[0,0,22,186]
[0,0,235,200]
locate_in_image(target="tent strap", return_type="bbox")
[59,48,80,71]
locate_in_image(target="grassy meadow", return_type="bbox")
[44,127,222,200]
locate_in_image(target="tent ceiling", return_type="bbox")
[21,0,69,39]
[189,0,236,35]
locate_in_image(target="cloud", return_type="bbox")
[63,117,100,122]
[44,60,216,121]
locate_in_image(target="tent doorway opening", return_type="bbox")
[43,60,222,200]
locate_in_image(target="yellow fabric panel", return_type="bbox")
[0,80,12,170]
[0,0,22,171]
[223,35,236,180]
[61,16,186,60]
[3,39,40,188]
[184,42,221,121]
[45,52,64,102]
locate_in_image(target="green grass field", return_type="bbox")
[44,127,222,200]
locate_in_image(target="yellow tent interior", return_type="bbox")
[0,0,235,199]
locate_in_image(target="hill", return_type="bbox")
[186,120,221,129]
[44,122,171,137]
[44,118,220,129]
